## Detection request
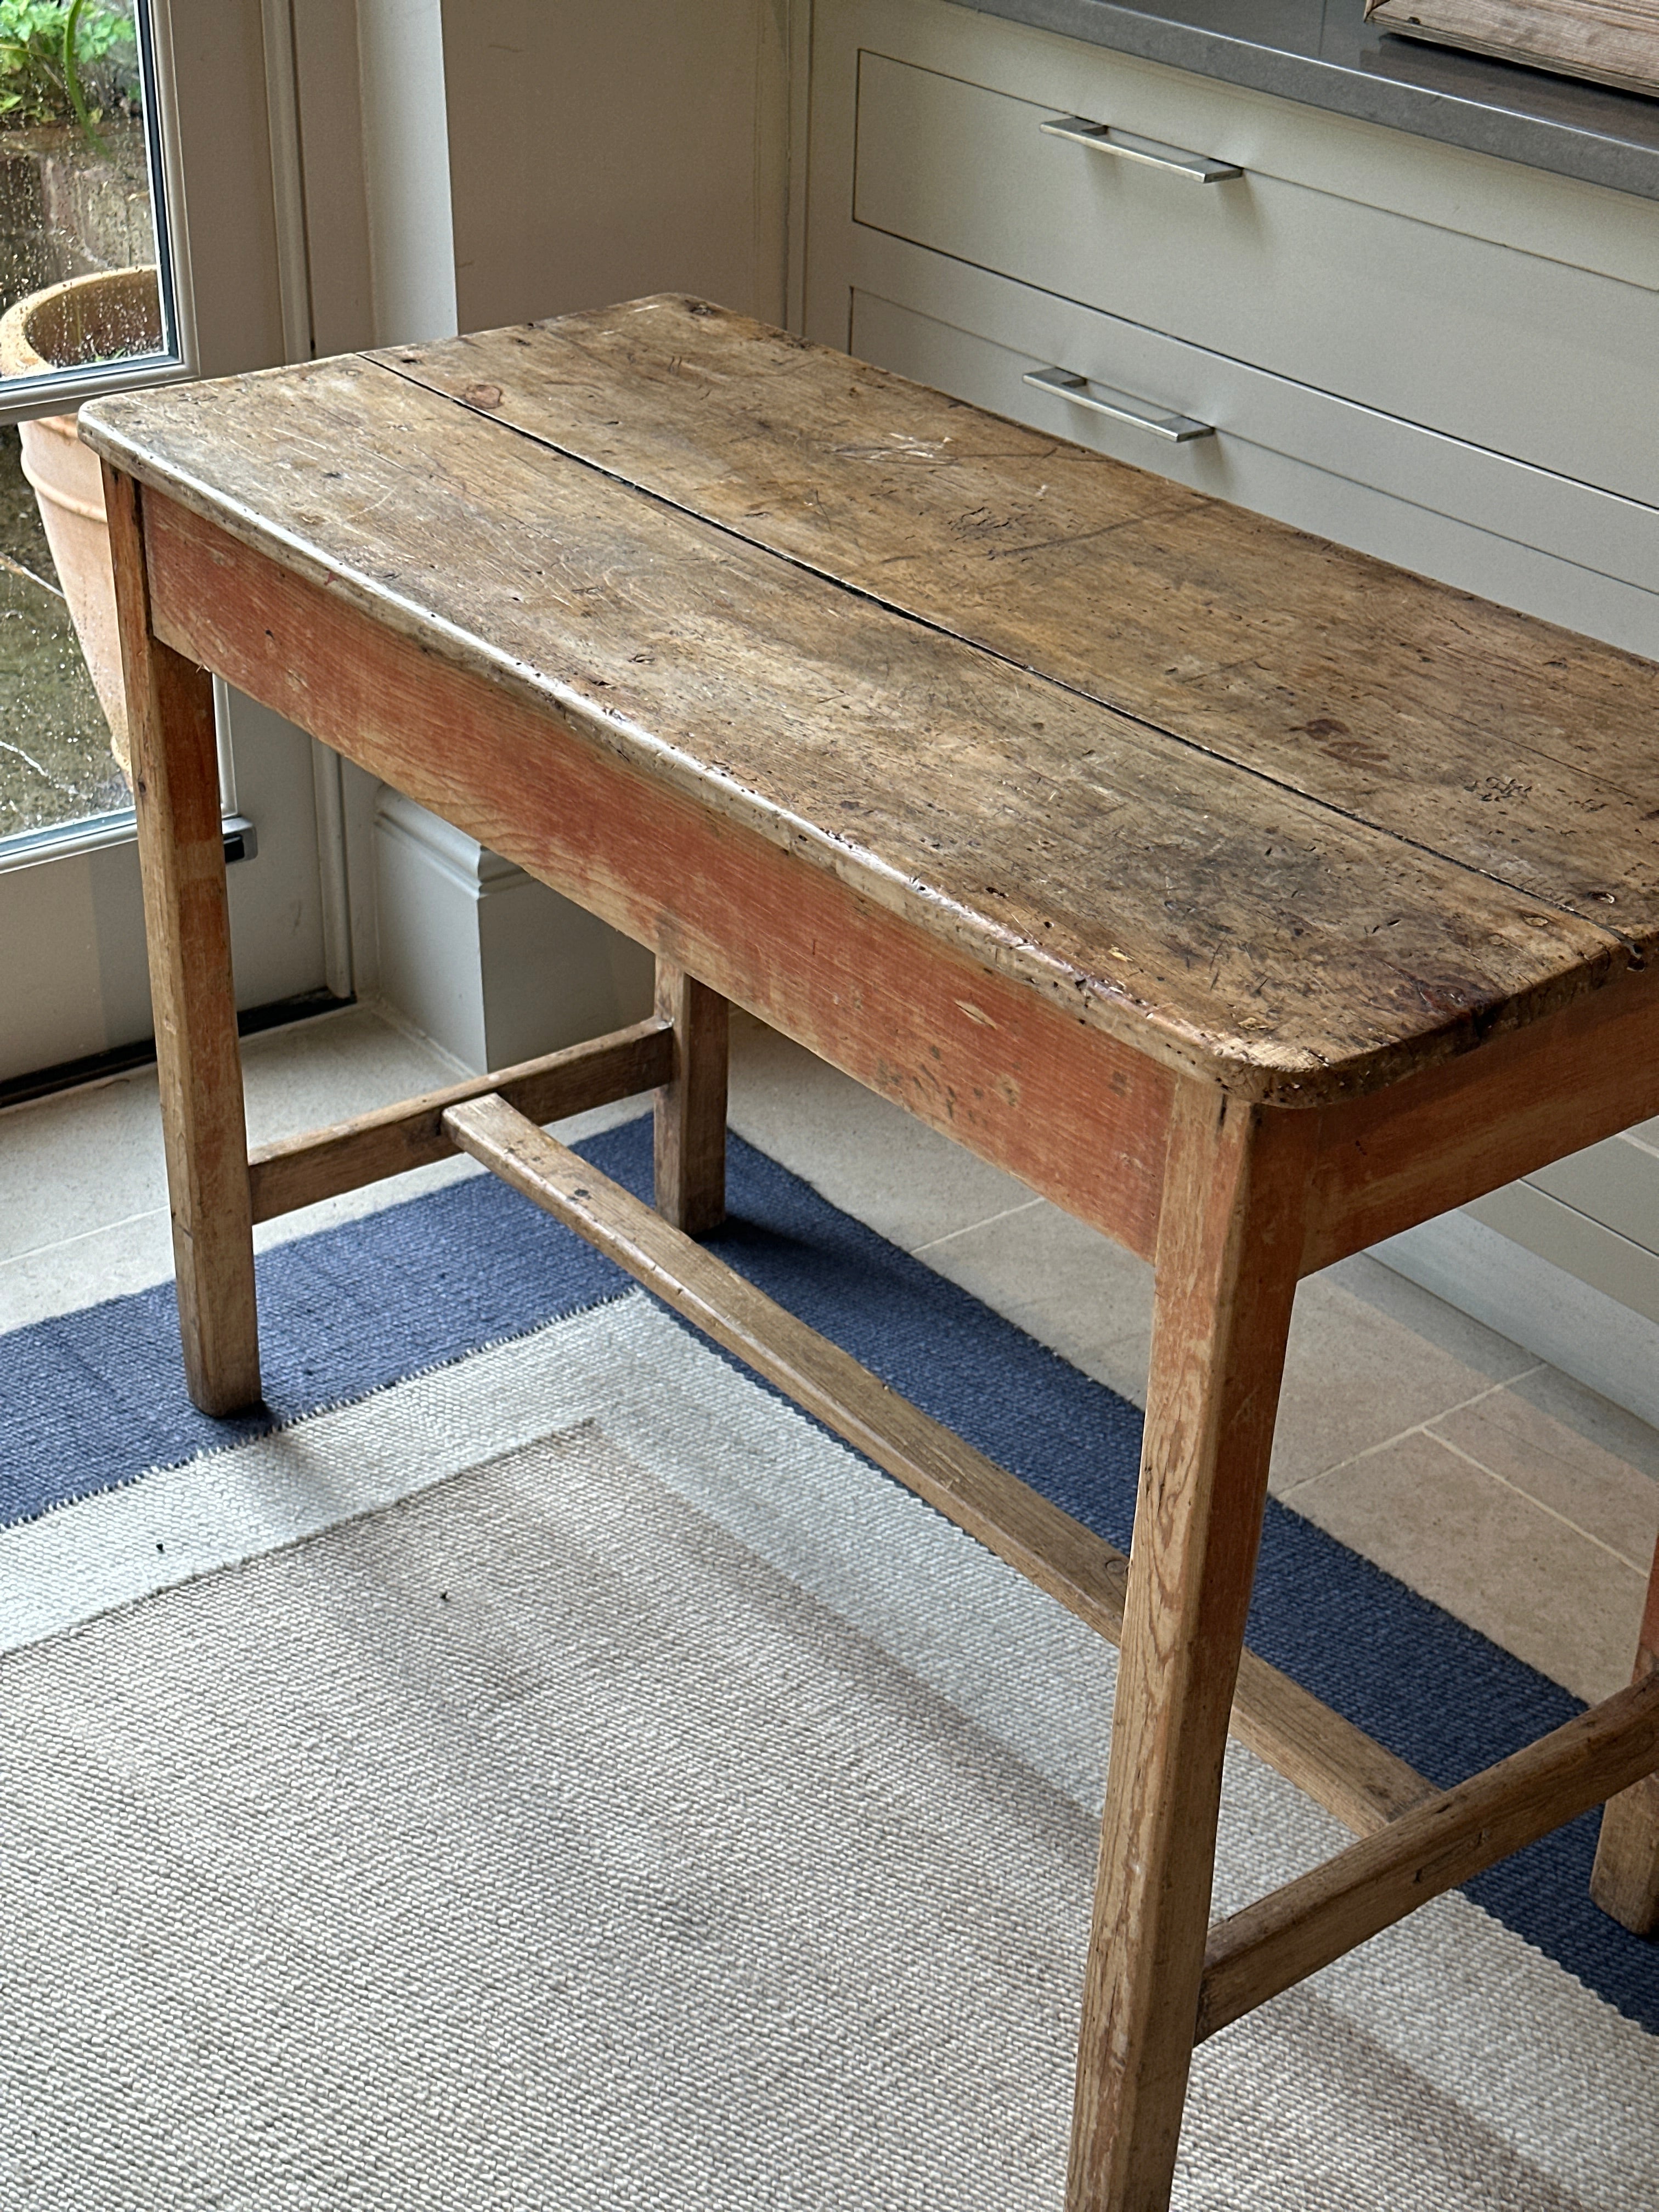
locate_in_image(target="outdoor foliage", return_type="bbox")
[0,1,138,149]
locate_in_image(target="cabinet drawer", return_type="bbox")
[853,51,1659,516]
[845,240,1659,662]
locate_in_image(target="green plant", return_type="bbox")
[0,0,138,153]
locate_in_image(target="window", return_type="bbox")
[0,0,182,846]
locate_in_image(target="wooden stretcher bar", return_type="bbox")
[246,1017,675,1222]
[1199,1670,1659,2039]
[445,1081,1659,2046]
[440,1084,1434,1839]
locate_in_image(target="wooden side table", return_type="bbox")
[84,297,1659,2211]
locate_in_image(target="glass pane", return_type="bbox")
[0,419,123,838]
[0,2,171,380]
[0,1,177,847]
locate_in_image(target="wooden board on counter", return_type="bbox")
[1368,0,1659,100]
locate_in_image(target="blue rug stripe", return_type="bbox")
[2,1116,1653,2032]
[0,1173,635,1511]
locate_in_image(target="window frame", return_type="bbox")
[0,0,199,429]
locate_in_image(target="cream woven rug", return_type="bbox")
[1,1295,1653,2209]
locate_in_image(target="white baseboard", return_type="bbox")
[371,791,654,1073]
[1374,1211,1659,1431]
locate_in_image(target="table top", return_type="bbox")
[82,296,1658,1106]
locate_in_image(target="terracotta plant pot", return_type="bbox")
[0,267,163,777]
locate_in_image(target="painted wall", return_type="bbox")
[441,0,789,332]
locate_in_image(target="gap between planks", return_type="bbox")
[368,329,1643,976]
[442,1088,1434,1841]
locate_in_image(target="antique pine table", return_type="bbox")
[84,297,1659,2210]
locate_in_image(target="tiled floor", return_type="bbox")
[2,999,1655,1707]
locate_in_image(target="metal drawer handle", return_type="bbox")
[1040,114,1241,184]
[1024,366,1214,444]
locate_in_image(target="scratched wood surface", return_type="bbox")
[140,489,1180,1259]
[382,299,1659,943]
[81,308,1649,1102]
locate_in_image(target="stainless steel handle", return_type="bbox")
[1023,366,1214,445]
[1039,114,1241,184]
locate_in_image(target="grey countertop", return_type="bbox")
[956,0,1659,199]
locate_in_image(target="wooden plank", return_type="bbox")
[1368,1,1659,101]
[441,1091,1432,1838]
[80,362,1629,1106]
[653,962,727,1235]
[1069,1084,1316,2211]
[103,464,261,1417]
[373,300,1659,951]
[130,488,1179,1263]
[1200,1671,1659,2041]
[1303,961,1659,1273]
[246,1018,674,1223]
[1590,1536,1659,1935]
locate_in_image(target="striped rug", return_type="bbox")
[1,1118,1653,2208]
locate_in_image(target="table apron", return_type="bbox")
[143,488,1175,1263]
[142,485,1659,1283]
[1306,961,1659,1272]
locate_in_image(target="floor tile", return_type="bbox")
[1430,1390,1659,1574]
[1501,1361,1659,1487]
[238,1003,461,1148]
[1085,1328,1153,1412]
[916,1197,1155,1392]
[1270,1271,1536,1495]
[0,1004,456,1276]
[1287,1431,1647,1704]
[1318,1250,1538,1381]
[0,1210,179,1329]
[2,1006,510,1333]
[907,1183,1156,1407]
[0,1064,169,1268]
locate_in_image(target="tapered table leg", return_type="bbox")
[105,464,261,1416]
[1590,1536,1659,1934]
[653,957,727,1236]
[1067,1083,1314,2211]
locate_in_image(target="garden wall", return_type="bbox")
[0,117,150,319]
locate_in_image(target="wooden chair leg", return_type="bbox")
[653,958,727,1236]
[105,464,261,1417]
[1590,1534,1659,1934]
[1066,1084,1316,2212]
